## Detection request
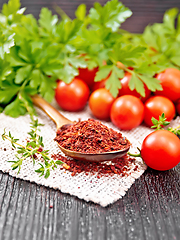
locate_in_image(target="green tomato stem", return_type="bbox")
[128,147,142,158]
[128,151,141,158]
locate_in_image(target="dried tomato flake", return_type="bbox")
[51,153,138,178]
[55,118,130,154]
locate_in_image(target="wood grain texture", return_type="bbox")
[0,165,180,240]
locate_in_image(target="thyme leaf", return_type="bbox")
[151,113,180,137]
[167,125,180,136]
[151,113,170,130]
[2,116,70,178]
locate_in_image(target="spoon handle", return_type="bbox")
[31,95,73,129]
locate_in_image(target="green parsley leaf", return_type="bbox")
[89,0,132,32]
[94,65,112,82]
[0,86,20,104]
[142,8,180,68]
[139,74,162,92]
[75,4,86,21]
[163,8,178,34]
[38,74,56,102]
[105,69,122,97]
[55,63,78,84]
[15,64,32,84]
[0,58,12,83]
[2,0,21,16]
[38,8,58,33]
[4,95,27,117]
[129,73,145,97]
[29,69,42,89]
[8,46,27,66]
[109,42,146,67]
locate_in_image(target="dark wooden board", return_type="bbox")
[0,165,180,240]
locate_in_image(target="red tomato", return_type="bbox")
[155,68,180,102]
[55,77,90,111]
[118,72,151,102]
[89,88,115,120]
[77,67,98,90]
[92,78,107,92]
[176,99,180,115]
[110,95,144,130]
[144,96,175,127]
[141,130,180,171]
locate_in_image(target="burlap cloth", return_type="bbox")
[0,100,179,207]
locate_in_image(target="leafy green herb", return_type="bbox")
[151,113,180,136]
[151,113,170,130]
[0,0,180,117]
[2,116,70,178]
[142,8,180,69]
[167,125,180,136]
[88,0,132,32]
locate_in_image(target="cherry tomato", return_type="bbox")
[92,78,107,92]
[144,96,175,127]
[89,88,115,120]
[141,130,180,171]
[77,67,98,90]
[118,72,151,102]
[176,99,180,115]
[55,77,90,111]
[110,95,144,130]
[155,68,180,102]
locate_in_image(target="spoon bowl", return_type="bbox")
[31,95,130,162]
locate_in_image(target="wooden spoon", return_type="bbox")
[31,95,130,162]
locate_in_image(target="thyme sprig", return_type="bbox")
[167,125,180,136]
[151,113,170,130]
[151,112,180,135]
[2,117,70,178]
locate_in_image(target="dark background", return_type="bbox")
[0,0,180,33]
